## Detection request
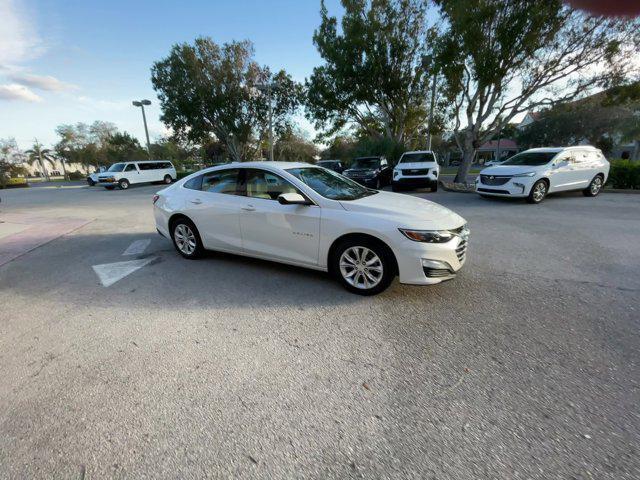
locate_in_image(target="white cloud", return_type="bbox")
[0,0,43,65]
[8,73,78,91]
[0,83,43,102]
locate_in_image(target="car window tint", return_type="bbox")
[201,169,240,194]
[183,175,202,190]
[124,164,137,172]
[245,169,299,200]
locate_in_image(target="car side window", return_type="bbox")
[245,169,300,200]
[183,175,202,190]
[201,169,240,194]
[124,164,137,172]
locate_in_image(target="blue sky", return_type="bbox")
[1,0,342,148]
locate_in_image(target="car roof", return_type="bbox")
[525,146,597,153]
[402,150,435,154]
[201,161,314,173]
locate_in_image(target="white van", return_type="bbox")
[476,146,609,204]
[392,150,440,192]
[98,161,177,190]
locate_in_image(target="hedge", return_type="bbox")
[176,171,195,180]
[607,159,640,190]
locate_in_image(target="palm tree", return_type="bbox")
[25,140,56,181]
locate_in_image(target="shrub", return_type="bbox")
[67,171,85,180]
[0,177,29,189]
[176,171,195,180]
[607,159,640,190]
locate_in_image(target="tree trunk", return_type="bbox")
[61,159,69,181]
[454,132,476,184]
[632,140,640,161]
[38,155,50,182]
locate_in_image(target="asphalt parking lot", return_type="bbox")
[1,183,639,479]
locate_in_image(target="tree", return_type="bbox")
[517,89,640,156]
[273,128,319,162]
[307,0,435,144]
[25,140,56,181]
[0,138,27,186]
[104,132,147,163]
[151,37,302,162]
[434,0,640,182]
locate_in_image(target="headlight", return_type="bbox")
[399,228,454,243]
[512,172,536,177]
[393,170,400,178]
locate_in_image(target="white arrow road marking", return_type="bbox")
[92,257,157,287]
[122,238,151,256]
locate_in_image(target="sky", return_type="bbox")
[0,0,343,149]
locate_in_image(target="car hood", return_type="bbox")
[339,191,465,230]
[480,165,543,176]
[395,162,437,170]
[344,168,376,174]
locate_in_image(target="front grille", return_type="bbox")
[402,169,429,176]
[456,238,468,262]
[98,178,115,183]
[480,175,511,186]
[423,267,454,278]
[477,188,510,194]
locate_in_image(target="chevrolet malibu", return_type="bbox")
[154,162,469,295]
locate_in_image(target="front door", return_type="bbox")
[239,168,321,266]
[123,163,140,183]
[182,169,244,252]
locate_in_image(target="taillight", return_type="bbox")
[153,194,160,204]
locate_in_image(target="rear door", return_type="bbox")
[239,168,321,266]
[181,169,245,252]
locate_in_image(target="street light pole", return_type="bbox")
[132,99,152,159]
[427,73,437,151]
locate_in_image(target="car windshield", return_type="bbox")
[351,158,380,169]
[107,163,125,172]
[501,151,558,166]
[287,167,377,201]
[399,152,435,163]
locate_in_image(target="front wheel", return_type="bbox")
[430,182,438,192]
[391,183,402,192]
[583,175,603,197]
[87,179,95,186]
[332,239,395,295]
[527,179,547,204]
[118,179,130,190]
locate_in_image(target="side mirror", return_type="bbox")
[277,192,311,205]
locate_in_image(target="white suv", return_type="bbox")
[392,150,440,192]
[98,160,176,190]
[476,146,609,204]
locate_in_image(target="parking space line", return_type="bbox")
[122,239,151,256]
[92,256,157,287]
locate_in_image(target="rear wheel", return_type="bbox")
[118,178,130,190]
[527,179,547,204]
[171,218,204,259]
[331,238,395,295]
[163,174,173,184]
[583,175,603,197]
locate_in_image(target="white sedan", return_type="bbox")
[154,162,469,295]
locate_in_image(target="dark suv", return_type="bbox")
[316,160,345,173]
[342,156,392,189]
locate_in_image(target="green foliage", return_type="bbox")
[151,37,302,162]
[607,160,640,189]
[105,132,147,162]
[176,170,195,180]
[273,128,319,162]
[66,170,85,180]
[307,0,436,143]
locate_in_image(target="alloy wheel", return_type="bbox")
[339,246,383,290]
[174,224,196,255]
[591,177,602,195]
[532,182,546,202]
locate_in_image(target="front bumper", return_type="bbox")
[344,176,378,187]
[392,170,438,189]
[475,176,536,197]
[394,230,469,285]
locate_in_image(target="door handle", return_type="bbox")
[241,205,255,211]
[190,199,202,205]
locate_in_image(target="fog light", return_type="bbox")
[421,259,452,270]
[513,182,525,193]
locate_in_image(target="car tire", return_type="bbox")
[583,174,604,197]
[430,182,438,192]
[163,175,173,184]
[375,178,381,190]
[331,237,396,295]
[391,183,402,192]
[171,217,204,259]
[104,185,115,190]
[527,179,547,204]
[118,179,130,190]
[87,179,95,186]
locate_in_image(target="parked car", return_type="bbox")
[316,160,345,173]
[476,146,609,204]
[342,156,392,189]
[392,150,439,192]
[98,160,176,190]
[483,159,505,167]
[154,162,469,295]
[87,166,106,186]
